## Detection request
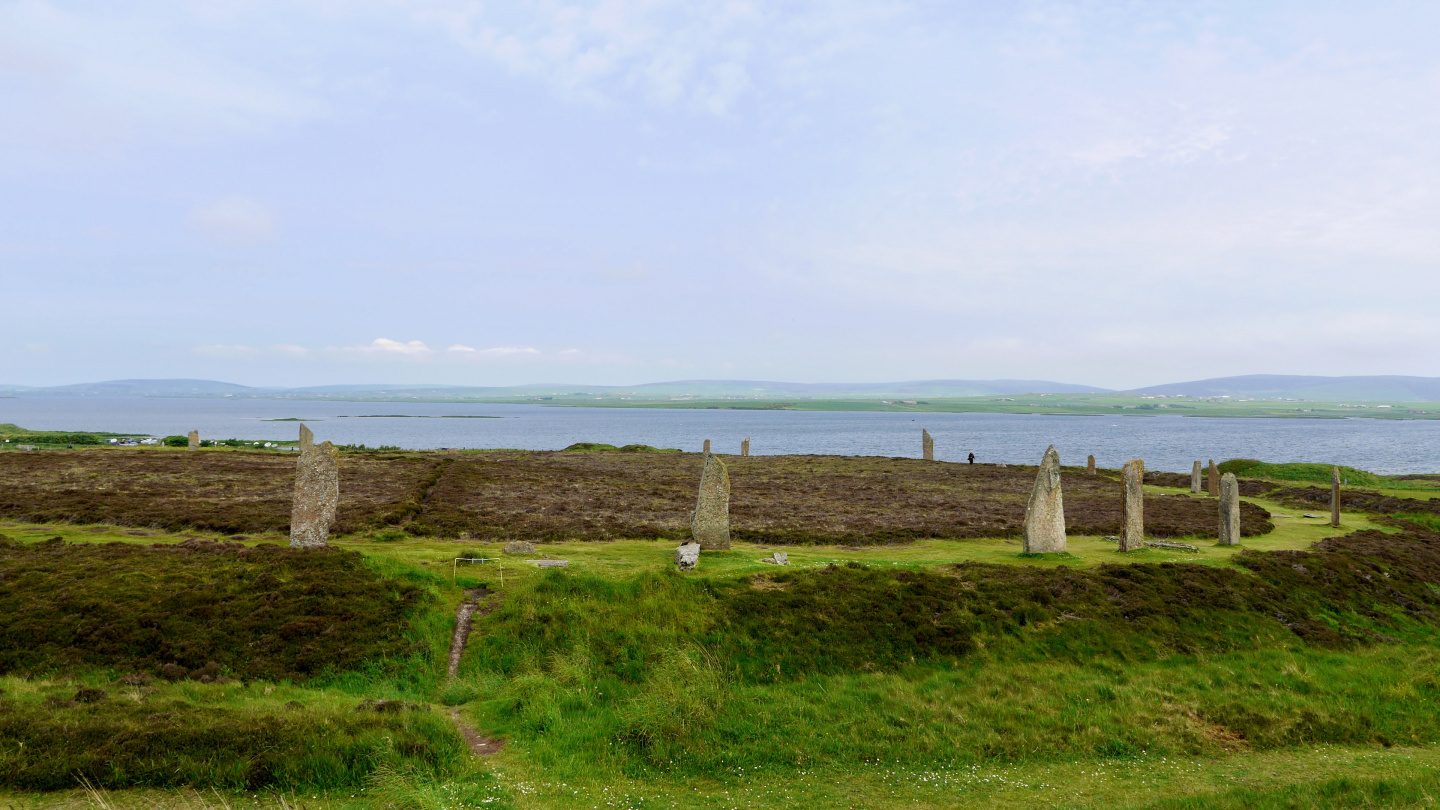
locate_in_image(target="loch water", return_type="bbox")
[3,396,1438,475]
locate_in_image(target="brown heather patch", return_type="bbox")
[1274,485,1440,517]
[0,449,442,534]
[409,452,1272,543]
[0,448,1271,543]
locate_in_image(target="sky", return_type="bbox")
[2,1,1438,389]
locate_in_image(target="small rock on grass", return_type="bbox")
[676,542,700,571]
[761,552,789,565]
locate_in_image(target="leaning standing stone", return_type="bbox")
[187,430,199,451]
[691,452,731,550]
[741,438,750,457]
[290,424,339,548]
[1191,461,1202,493]
[1208,459,1219,497]
[922,429,934,461]
[675,542,700,571]
[1119,459,1144,552]
[1023,445,1067,553]
[1218,472,1240,546]
[1087,455,1096,474]
[1331,466,1341,527]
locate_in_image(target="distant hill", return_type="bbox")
[5,378,1108,399]
[29,379,262,397]
[11,375,1440,401]
[1128,375,1440,401]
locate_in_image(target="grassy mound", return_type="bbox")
[0,678,468,791]
[562,443,677,453]
[0,537,432,681]
[1219,459,1385,488]
[453,526,1440,775]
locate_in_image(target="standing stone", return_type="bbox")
[922,429,934,461]
[1119,459,1145,552]
[1023,445,1067,553]
[290,424,339,548]
[675,542,700,571]
[691,452,731,550]
[1191,461,1203,493]
[1218,472,1240,546]
[1331,466,1342,528]
[703,439,711,454]
[741,438,750,457]
[1208,459,1219,497]
[187,430,199,451]
[1087,455,1096,474]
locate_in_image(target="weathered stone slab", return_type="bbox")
[290,424,339,549]
[1087,455,1096,474]
[1331,466,1341,527]
[1120,459,1144,552]
[1191,461,1202,493]
[1208,459,1219,497]
[691,452,731,550]
[741,438,750,457]
[703,439,711,454]
[1023,445,1067,553]
[676,542,700,571]
[1218,472,1240,546]
[528,560,569,568]
[922,429,934,461]
[187,430,199,451]
[502,540,536,555]
[761,551,789,565]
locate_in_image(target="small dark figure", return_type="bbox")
[967,452,975,464]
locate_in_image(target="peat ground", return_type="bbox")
[0,448,1271,544]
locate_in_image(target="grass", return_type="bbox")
[0,536,433,681]
[3,454,1440,807]
[1218,459,1386,488]
[0,676,470,792]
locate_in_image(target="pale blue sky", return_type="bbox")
[3,1,1437,388]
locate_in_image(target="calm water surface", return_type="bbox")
[3,397,1438,475]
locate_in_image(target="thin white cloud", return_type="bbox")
[359,338,432,355]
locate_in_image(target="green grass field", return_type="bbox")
[3,458,1440,809]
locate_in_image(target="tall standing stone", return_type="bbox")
[1119,459,1145,552]
[922,429,934,461]
[741,438,750,457]
[1023,445,1067,553]
[1218,472,1240,546]
[290,424,339,548]
[691,452,730,550]
[1208,459,1219,497]
[703,439,711,454]
[187,430,199,451]
[1331,466,1341,528]
[1191,461,1203,493]
[1087,455,1096,474]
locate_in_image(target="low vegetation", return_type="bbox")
[0,536,432,681]
[0,677,468,791]
[0,448,1272,543]
[5,448,1440,807]
[1218,459,1386,488]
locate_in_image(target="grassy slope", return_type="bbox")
[3,468,1440,808]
